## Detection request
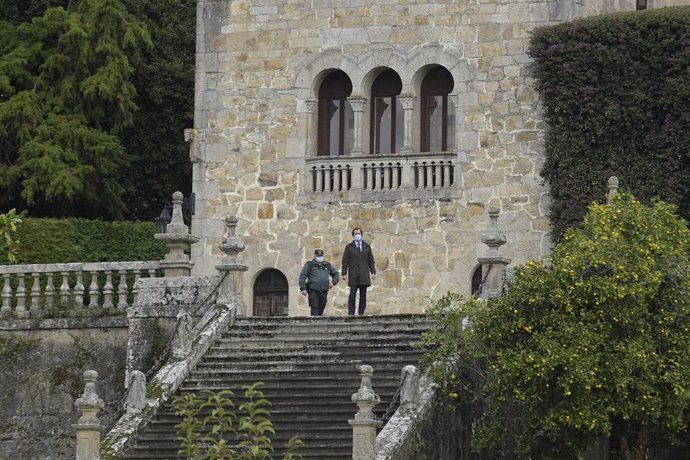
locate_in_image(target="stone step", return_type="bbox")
[121,314,432,458]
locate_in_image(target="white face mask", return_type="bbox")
[315,256,324,263]
[354,234,362,242]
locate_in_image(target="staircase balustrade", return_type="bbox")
[0,261,161,317]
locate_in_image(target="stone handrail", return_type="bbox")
[0,261,161,318]
[301,152,459,203]
[375,367,438,459]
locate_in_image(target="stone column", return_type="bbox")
[349,364,382,460]
[73,370,104,460]
[155,191,200,277]
[607,176,619,204]
[348,96,367,155]
[399,95,415,154]
[305,100,318,158]
[215,216,248,307]
[477,208,511,299]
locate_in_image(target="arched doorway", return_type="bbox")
[253,269,289,316]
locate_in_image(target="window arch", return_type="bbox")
[253,269,289,316]
[370,69,403,154]
[318,70,354,156]
[420,66,455,152]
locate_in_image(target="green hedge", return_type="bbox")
[528,6,690,239]
[4,218,166,264]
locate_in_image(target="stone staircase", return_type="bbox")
[122,314,434,459]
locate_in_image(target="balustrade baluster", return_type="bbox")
[132,269,142,305]
[103,271,114,308]
[118,270,128,308]
[334,166,341,191]
[426,162,433,188]
[148,268,156,278]
[1,273,11,317]
[316,166,324,192]
[89,271,99,307]
[385,164,392,189]
[15,274,27,318]
[392,163,400,188]
[60,271,70,305]
[74,271,85,308]
[45,273,55,308]
[370,164,377,190]
[30,272,41,314]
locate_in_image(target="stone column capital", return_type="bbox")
[348,96,367,112]
[305,99,318,113]
[398,94,416,110]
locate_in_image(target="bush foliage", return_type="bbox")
[423,194,690,458]
[528,6,690,239]
[1,217,165,264]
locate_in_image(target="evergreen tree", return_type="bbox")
[0,0,151,218]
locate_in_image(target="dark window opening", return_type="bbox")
[471,265,483,297]
[318,70,354,156]
[420,66,455,152]
[370,69,403,154]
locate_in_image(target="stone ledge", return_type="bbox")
[0,316,128,330]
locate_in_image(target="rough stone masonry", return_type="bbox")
[188,0,682,316]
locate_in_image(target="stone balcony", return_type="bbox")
[299,152,460,203]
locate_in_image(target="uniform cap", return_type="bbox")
[314,249,324,256]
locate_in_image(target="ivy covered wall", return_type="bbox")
[529,6,690,239]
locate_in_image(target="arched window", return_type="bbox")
[253,269,289,316]
[318,70,354,156]
[471,265,483,297]
[420,66,455,152]
[370,69,403,154]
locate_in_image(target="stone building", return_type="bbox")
[188,0,682,316]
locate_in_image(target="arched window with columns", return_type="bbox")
[370,69,403,154]
[318,70,354,156]
[420,66,455,153]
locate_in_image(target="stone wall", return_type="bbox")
[0,318,127,459]
[189,0,665,315]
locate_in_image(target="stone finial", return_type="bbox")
[75,370,105,424]
[125,371,146,415]
[219,216,245,265]
[398,365,420,415]
[74,370,104,460]
[171,312,193,360]
[155,192,199,277]
[607,176,619,204]
[480,208,507,259]
[216,215,248,305]
[349,364,382,460]
[477,208,511,299]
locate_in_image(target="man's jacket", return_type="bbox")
[299,260,339,292]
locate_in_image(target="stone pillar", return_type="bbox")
[305,100,318,158]
[349,364,382,460]
[349,96,367,155]
[607,176,619,204]
[155,191,200,277]
[73,370,104,460]
[398,365,420,416]
[477,208,511,299]
[215,216,248,307]
[125,370,146,415]
[399,95,415,154]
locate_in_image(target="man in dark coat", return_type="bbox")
[341,227,376,315]
[299,249,339,316]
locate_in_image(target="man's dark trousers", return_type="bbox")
[348,285,368,315]
[308,290,328,316]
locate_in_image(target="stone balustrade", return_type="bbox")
[303,152,458,202]
[0,261,162,318]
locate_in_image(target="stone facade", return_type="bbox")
[190,0,675,315]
